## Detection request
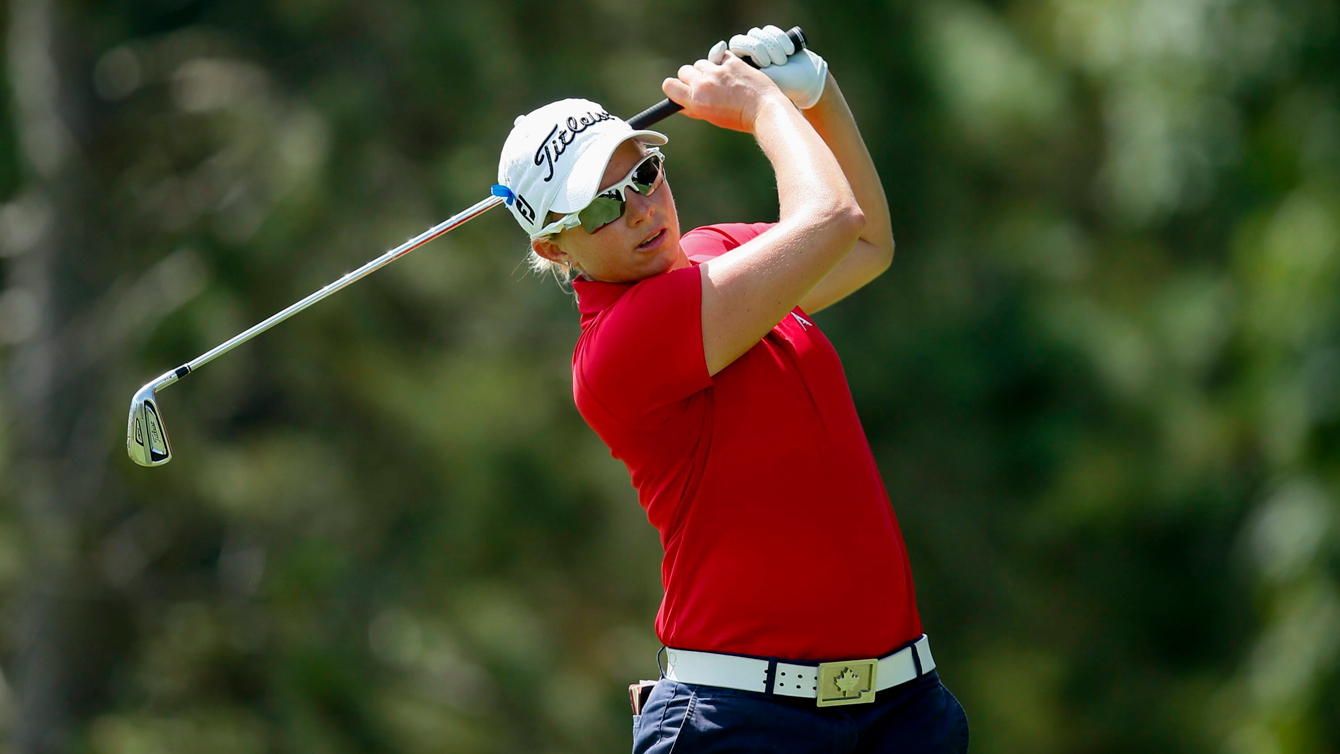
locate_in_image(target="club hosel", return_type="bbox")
[155,365,190,390]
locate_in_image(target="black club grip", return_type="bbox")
[626,26,807,130]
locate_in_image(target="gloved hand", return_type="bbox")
[708,25,828,109]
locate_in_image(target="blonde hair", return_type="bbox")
[525,246,578,287]
[526,210,581,287]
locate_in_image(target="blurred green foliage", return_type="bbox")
[1,0,1338,752]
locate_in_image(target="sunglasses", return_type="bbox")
[532,150,666,238]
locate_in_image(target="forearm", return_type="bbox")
[754,94,862,229]
[801,74,895,256]
[697,94,864,374]
[705,93,864,312]
[661,52,865,373]
[724,94,865,307]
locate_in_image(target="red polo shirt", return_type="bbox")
[572,222,922,661]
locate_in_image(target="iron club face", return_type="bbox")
[127,374,176,466]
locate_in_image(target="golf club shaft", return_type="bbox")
[157,26,808,387]
[172,194,503,382]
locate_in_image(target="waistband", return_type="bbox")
[661,634,935,705]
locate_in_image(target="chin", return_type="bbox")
[642,241,682,278]
[592,232,682,283]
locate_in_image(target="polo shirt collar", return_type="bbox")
[572,275,632,320]
[572,259,703,324]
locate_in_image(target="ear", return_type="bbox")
[531,236,571,266]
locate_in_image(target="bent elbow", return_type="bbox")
[794,201,865,248]
[869,231,895,274]
[836,204,866,240]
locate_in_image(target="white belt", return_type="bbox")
[663,634,935,707]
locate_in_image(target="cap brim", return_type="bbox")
[550,130,668,214]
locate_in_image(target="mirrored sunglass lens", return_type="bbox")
[579,196,624,233]
[632,155,663,194]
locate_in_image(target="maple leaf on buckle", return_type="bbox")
[833,667,861,694]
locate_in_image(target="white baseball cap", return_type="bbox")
[493,98,667,237]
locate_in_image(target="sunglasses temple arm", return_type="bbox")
[627,26,807,129]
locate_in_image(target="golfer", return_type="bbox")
[493,26,968,753]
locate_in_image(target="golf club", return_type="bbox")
[127,26,808,467]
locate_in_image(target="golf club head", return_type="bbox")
[127,380,172,466]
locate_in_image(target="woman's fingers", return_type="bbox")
[728,33,764,66]
[666,50,779,132]
[670,59,716,114]
[662,77,692,106]
[708,40,728,65]
[754,26,793,64]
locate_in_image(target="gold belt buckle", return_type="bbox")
[815,658,878,707]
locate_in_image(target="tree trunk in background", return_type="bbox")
[6,0,135,751]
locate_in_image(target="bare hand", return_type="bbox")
[661,53,790,133]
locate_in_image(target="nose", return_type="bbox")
[624,185,656,226]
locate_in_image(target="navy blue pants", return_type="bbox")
[632,670,969,753]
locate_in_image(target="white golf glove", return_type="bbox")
[708,25,828,109]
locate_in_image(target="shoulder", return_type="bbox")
[576,264,702,356]
[682,222,776,264]
[573,265,711,422]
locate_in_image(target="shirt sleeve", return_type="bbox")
[682,222,776,264]
[575,264,711,423]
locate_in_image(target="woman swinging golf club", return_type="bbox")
[494,25,969,753]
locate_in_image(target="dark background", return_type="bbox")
[1,0,1338,752]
